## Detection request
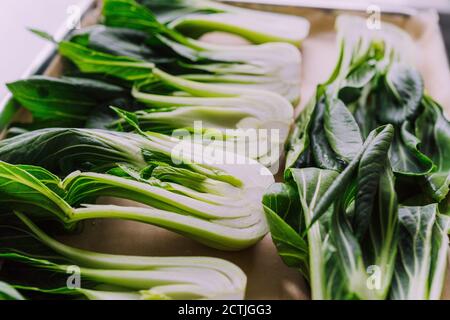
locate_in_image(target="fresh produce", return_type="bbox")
[0,0,311,301]
[0,212,247,300]
[83,0,302,104]
[8,0,299,165]
[265,15,450,300]
[7,72,293,166]
[6,76,128,128]
[137,0,310,45]
[0,127,272,250]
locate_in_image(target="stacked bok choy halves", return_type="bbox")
[138,0,310,45]
[0,212,246,300]
[0,128,273,250]
[8,0,302,167]
[0,0,305,250]
[0,0,309,300]
[264,15,450,300]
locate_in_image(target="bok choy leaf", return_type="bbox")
[265,125,402,299]
[286,15,450,201]
[6,76,126,127]
[390,205,450,300]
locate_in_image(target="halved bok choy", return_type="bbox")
[138,0,310,45]
[8,41,294,166]
[98,0,302,103]
[0,128,273,250]
[0,212,247,300]
[115,85,292,169]
[65,24,301,104]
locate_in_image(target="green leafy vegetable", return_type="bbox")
[390,205,449,300]
[0,127,273,250]
[137,0,310,45]
[269,15,450,300]
[416,97,450,201]
[7,76,126,127]
[286,15,450,200]
[0,212,247,300]
[9,68,294,168]
[99,0,303,104]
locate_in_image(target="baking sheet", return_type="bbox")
[2,1,450,300]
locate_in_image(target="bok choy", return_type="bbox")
[0,128,273,250]
[0,212,247,300]
[99,0,302,104]
[6,75,128,128]
[286,15,450,202]
[138,0,310,45]
[265,15,450,300]
[7,50,294,166]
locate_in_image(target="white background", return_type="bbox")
[0,0,88,99]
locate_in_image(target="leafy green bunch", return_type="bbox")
[0,212,247,300]
[265,15,450,300]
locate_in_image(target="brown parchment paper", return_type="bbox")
[33,3,450,300]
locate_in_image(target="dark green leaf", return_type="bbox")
[353,124,393,239]
[309,124,394,228]
[339,59,376,104]
[103,0,164,34]
[7,76,126,126]
[389,122,435,176]
[58,41,154,81]
[324,98,363,162]
[263,206,308,274]
[0,128,147,175]
[377,63,423,124]
[310,97,346,171]
[285,97,315,169]
[287,167,345,299]
[416,97,450,201]
[0,162,71,221]
[263,182,302,234]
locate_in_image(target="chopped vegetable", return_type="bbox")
[7,63,293,166]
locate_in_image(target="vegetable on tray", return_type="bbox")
[81,0,303,104]
[0,0,310,301]
[0,126,273,250]
[137,0,310,45]
[0,212,247,300]
[1,0,449,301]
[7,0,300,166]
[265,15,450,300]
